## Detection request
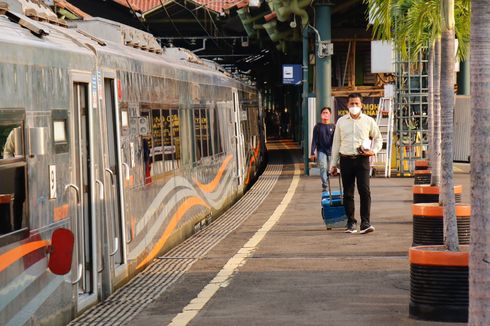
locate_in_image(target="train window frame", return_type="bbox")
[170,108,181,168]
[150,108,164,164]
[140,103,182,178]
[193,106,212,162]
[0,109,29,246]
[0,110,26,162]
[161,108,176,167]
[52,109,70,154]
[211,106,223,156]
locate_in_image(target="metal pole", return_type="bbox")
[302,27,310,175]
[457,60,470,95]
[315,1,332,119]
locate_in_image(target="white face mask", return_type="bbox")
[348,106,361,115]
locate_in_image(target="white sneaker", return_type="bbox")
[344,223,357,233]
[360,225,375,234]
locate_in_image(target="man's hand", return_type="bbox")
[330,166,338,176]
[360,149,375,157]
[309,154,316,162]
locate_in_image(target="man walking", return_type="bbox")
[330,93,382,234]
[310,107,335,191]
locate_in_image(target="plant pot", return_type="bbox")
[414,169,431,185]
[412,184,462,204]
[415,160,429,170]
[412,203,470,246]
[409,245,468,322]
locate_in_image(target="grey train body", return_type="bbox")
[0,13,265,326]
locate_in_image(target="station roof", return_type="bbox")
[112,0,237,14]
[59,0,368,91]
[117,0,363,18]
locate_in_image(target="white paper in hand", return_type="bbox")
[362,139,372,151]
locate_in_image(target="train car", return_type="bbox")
[0,5,266,325]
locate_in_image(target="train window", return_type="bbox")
[1,125,23,160]
[150,109,164,164]
[142,107,181,178]
[0,114,28,243]
[193,109,202,161]
[202,106,212,157]
[162,109,180,169]
[193,107,210,161]
[52,110,69,153]
[216,101,230,154]
[210,106,223,156]
[171,109,181,168]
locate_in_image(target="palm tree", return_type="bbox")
[366,0,469,188]
[432,39,442,187]
[365,0,470,251]
[368,0,440,181]
[402,0,442,186]
[440,0,458,251]
[469,1,490,323]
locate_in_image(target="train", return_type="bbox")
[0,5,266,325]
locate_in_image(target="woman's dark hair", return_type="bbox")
[321,107,331,114]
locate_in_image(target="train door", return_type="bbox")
[103,77,126,277]
[71,78,98,310]
[232,89,245,185]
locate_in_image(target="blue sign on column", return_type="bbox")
[282,64,302,85]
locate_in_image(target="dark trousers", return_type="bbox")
[340,155,371,226]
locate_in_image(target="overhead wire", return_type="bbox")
[155,0,267,73]
[162,0,236,50]
[124,0,151,32]
[159,0,189,45]
[171,0,219,47]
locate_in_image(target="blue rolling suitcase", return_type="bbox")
[321,174,347,229]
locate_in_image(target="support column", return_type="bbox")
[315,1,332,119]
[295,88,301,142]
[302,27,310,175]
[457,60,470,95]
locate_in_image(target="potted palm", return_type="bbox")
[408,1,469,322]
[414,169,431,185]
[412,203,470,246]
[366,0,470,322]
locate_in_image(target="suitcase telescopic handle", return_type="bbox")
[327,172,343,206]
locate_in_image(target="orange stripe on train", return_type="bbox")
[193,155,232,193]
[0,240,50,273]
[136,196,210,269]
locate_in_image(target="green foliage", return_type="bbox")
[455,0,470,60]
[364,0,470,61]
[365,0,396,40]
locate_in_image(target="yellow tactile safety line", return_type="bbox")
[168,165,301,326]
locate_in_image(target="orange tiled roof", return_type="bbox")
[126,0,162,12]
[125,0,241,13]
[193,0,239,13]
[112,0,143,12]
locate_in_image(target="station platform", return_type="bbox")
[72,140,470,326]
